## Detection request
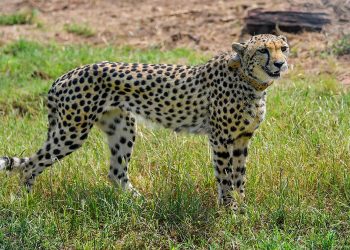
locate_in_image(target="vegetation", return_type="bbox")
[332,34,350,56]
[0,40,349,249]
[0,10,35,26]
[64,23,96,38]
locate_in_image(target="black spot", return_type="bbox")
[53,149,61,155]
[216,151,230,159]
[117,156,123,164]
[69,144,81,150]
[80,133,88,140]
[216,159,224,165]
[243,147,248,157]
[233,149,242,157]
[64,140,73,146]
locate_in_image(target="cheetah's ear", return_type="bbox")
[278,35,288,43]
[228,54,241,68]
[231,42,246,57]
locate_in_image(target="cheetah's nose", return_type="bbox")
[273,61,284,69]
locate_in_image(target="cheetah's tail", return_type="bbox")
[0,156,29,172]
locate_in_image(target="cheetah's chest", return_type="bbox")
[237,98,266,133]
[209,88,266,143]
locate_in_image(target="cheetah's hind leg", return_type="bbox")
[1,114,93,193]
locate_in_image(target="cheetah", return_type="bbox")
[0,34,289,209]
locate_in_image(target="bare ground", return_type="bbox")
[0,0,349,85]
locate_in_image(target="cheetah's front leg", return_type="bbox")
[210,136,250,210]
[229,136,251,202]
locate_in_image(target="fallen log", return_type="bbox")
[243,8,331,35]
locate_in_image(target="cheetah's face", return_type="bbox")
[232,34,289,84]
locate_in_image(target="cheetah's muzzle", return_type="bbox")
[264,67,281,78]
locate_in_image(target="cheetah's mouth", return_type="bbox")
[263,67,281,78]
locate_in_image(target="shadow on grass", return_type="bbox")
[1,179,220,246]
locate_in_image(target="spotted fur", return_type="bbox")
[1,34,289,209]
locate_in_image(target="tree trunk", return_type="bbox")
[243,8,331,35]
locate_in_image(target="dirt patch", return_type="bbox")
[0,0,348,50]
[0,0,349,81]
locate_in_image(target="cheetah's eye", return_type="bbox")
[281,46,288,52]
[258,48,268,54]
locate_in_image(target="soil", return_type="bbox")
[0,0,349,85]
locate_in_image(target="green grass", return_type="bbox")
[0,11,35,26]
[332,34,350,56]
[64,23,96,38]
[0,40,349,249]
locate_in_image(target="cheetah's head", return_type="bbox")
[231,34,289,88]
